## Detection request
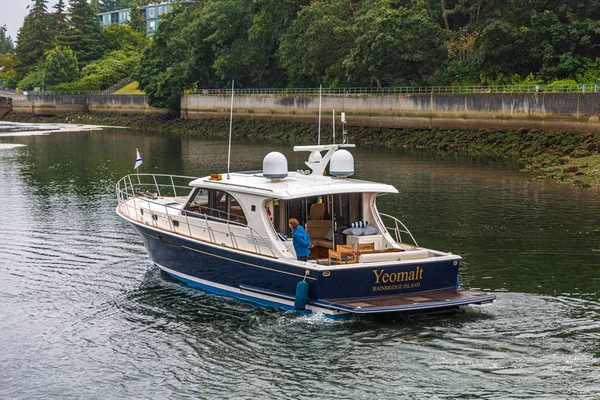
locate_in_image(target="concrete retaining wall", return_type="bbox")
[0,96,11,119]
[181,93,600,133]
[11,94,168,116]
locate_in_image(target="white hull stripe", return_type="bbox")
[156,263,343,316]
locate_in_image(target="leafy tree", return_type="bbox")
[17,67,45,90]
[16,0,53,71]
[344,0,447,87]
[244,0,307,87]
[0,54,18,87]
[51,50,140,90]
[56,0,106,67]
[103,23,149,53]
[44,46,79,86]
[279,0,354,87]
[136,1,206,108]
[0,25,15,54]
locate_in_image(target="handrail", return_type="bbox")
[9,84,600,97]
[379,213,419,247]
[185,84,600,96]
[116,174,276,258]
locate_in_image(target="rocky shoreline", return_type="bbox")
[3,111,600,189]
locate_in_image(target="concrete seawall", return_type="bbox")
[181,93,600,133]
[11,95,168,116]
[0,96,11,119]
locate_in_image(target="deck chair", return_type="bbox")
[308,202,325,220]
[328,244,358,265]
[357,242,375,252]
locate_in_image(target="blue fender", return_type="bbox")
[294,281,309,310]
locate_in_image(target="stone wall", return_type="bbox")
[181,92,600,133]
[10,94,168,116]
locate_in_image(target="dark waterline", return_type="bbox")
[1,126,599,399]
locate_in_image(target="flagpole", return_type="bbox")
[227,80,234,179]
[135,148,141,184]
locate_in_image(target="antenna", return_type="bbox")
[341,112,347,144]
[227,80,234,179]
[318,84,322,145]
[332,108,335,144]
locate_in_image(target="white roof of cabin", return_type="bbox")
[189,172,398,199]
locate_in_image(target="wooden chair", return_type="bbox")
[357,242,375,252]
[328,244,358,265]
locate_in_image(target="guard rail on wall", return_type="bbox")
[186,84,600,96]
[7,84,600,97]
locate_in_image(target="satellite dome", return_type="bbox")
[263,152,288,180]
[330,149,354,178]
[308,150,322,163]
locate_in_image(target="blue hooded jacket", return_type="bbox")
[292,225,312,257]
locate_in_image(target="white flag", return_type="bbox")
[134,149,142,170]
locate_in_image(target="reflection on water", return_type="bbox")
[0,126,599,398]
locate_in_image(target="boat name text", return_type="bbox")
[372,267,423,292]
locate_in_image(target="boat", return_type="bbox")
[115,144,495,319]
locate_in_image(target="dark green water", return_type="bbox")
[1,125,599,399]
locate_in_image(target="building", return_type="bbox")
[97,1,174,36]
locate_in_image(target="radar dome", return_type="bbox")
[330,149,354,178]
[263,152,288,180]
[308,150,322,163]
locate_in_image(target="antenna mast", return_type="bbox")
[227,80,234,179]
[318,84,322,145]
[332,109,335,144]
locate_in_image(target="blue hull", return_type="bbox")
[129,221,483,316]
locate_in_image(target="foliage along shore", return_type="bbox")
[3,111,600,189]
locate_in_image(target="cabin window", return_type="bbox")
[275,193,362,237]
[183,188,247,225]
[149,8,155,18]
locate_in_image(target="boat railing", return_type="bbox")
[378,213,419,247]
[116,174,276,257]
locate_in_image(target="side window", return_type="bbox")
[209,190,228,220]
[229,195,247,225]
[184,189,247,225]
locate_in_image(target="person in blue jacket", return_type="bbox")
[289,218,312,261]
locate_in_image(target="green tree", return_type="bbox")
[56,0,106,67]
[50,0,68,41]
[129,0,146,34]
[244,0,307,87]
[98,0,117,12]
[44,46,79,87]
[279,0,355,87]
[0,25,15,54]
[17,67,45,90]
[0,54,18,87]
[344,0,447,87]
[16,0,52,71]
[135,1,206,108]
[102,23,149,53]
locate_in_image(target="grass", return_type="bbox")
[114,81,144,95]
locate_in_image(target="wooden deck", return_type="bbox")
[320,288,495,314]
